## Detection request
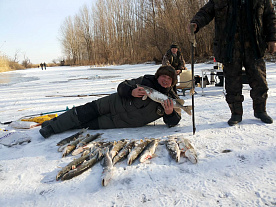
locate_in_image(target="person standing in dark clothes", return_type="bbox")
[162,44,187,92]
[162,44,187,75]
[39,66,182,138]
[190,0,276,126]
[43,62,46,70]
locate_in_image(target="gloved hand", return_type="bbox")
[267,41,276,53]
[189,23,197,33]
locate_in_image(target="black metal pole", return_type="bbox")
[190,25,197,135]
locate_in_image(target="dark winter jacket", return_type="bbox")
[191,0,276,63]
[95,75,181,129]
[162,50,185,71]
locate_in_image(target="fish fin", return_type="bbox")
[175,99,185,105]
[189,88,195,95]
[142,95,147,100]
[185,150,198,164]
[174,108,181,116]
[181,105,192,115]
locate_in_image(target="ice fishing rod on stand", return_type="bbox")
[0,106,71,125]
[190,24,197,135]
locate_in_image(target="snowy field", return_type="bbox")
[0,63,275,207]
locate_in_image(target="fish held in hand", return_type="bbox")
[137,84,192,115]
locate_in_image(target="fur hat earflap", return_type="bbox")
[155,66,177,86]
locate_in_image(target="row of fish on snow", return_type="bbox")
[55,128,198,186]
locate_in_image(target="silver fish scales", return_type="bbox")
[166,138,181,162]
[101,148,114,186]
[137,84,192,115]
[56,128,87,146]
[71,133,102,156]
[109,139,128,159]
[112,140,135,165]
[177,137,198,164]
[61,148,104,181]
[139,139,159,163]
[127,139,150,165]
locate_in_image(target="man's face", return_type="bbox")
[157,75,172,88]
[171,48,178,54]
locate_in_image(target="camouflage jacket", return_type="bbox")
[96,75,181,129]
[191,0,276,63]
[162,50,186,71]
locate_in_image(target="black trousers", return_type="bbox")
[75,101,100,129]
[223,45,268,105]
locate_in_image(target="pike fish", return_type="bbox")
[109,140,128,159]
[139,139,159,163]
[112,140,135,165]
[137,84,192,115]
[177,137,198,164]
[56,146,97,181]
[56,128,87,146]
[101,148,114,186]
[166,138,181,162]
[61,148,103,181]
[127,139,150,165]
[71,133,102,156]
[62,136,86,157]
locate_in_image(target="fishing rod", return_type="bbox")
[0,107,70,125]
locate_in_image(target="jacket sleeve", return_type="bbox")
[178,52,186,71]
[264,0,276,42]
[163,110,181,127]
[162,52,171,66]
[190,0,215,33]
[117,76,143,98]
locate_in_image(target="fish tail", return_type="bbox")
[180,105,192,115]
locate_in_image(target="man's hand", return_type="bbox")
[176,70,182,75]
[131,87,147,98]
[189,23,197,33]
[162,99,174,115]
[268,41,276,53]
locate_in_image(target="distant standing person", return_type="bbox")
[190,0,276,126]
[40,63,43,70]
[162,44,187,75]
[43,62,46,70]
[162,44,187,92]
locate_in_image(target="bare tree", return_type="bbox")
[59,0,214,65]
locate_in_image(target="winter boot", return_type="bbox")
[39,125,55,138]
[253,101,273,124]
[39,108,81,138]
[228,103,243,126]
[41,120,50,128]
[254,112,273,124]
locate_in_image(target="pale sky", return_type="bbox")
[0,0,96,64]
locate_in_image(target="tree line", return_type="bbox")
[59,0,215,66]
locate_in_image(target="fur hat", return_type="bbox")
[155,66,177,86]
[170,44,178,49]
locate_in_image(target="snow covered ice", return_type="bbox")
[0,63,275,206]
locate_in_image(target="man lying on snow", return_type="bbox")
[39,66,182,138]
